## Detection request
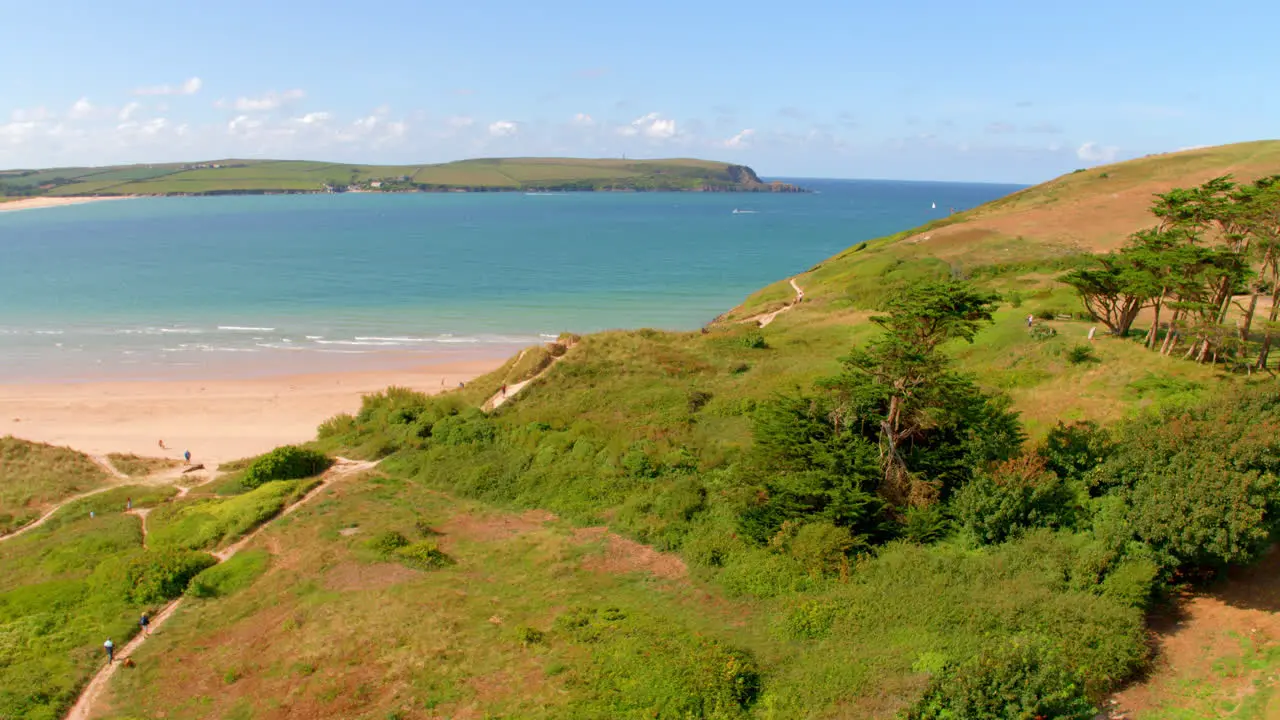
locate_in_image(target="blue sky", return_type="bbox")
[0,0,1274,183]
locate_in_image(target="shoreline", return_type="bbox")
[0,357,505,465]
[0,196,128,213]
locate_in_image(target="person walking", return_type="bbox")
[139,612,150,635]
[1026,314,1035,328]
[104,638,114,663]
[1088,326,1097,342]
[126,497,132,511]
[501,384,507,398]
[183,449,191,465]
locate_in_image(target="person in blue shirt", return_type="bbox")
[104,638,114,663]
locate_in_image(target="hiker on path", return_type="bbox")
[126,497,132,511]
[183,450,191,465]
[90,511,95,519]
[501,384,507,397]
[1026,314,1035,328]
[104,639,114,663]
[140,612,150,635]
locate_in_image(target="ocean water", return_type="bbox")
[0,179,1021,381]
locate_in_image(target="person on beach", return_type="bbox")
[104,638,114,663]
[158,439,166,450]
[140,612,150,635]
[183,450,191,465]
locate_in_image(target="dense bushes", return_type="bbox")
[906,639,1095,720]
[124,549,217,604]
[955,456,1079,545]
[241,445,332,489]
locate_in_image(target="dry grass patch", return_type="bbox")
[0,435,109,534]
[106,452,182,478]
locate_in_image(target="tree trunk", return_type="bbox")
[1161,309,1184,355]
[1256,284,1280,370]
[1146,290,1166,349]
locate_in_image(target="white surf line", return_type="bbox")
[63,458,377,720]
[745,276,806,328]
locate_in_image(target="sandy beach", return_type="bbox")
[0,358,503,465]
[0,196,126,213]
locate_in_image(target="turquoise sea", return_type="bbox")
[0,180,1021,381]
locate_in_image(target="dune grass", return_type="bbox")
[0,436,110,535]
[106,453,181,478]
[147,479,320,552]
[93,469,1147,719]
[0,485,179,720]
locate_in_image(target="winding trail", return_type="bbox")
[1,461,215,545]
[743,277,805,328]
[64,457,377,720]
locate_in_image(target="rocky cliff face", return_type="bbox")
[724,164,804,192]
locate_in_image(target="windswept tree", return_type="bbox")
[1061,254,1157,336]
[819,281,1021,506]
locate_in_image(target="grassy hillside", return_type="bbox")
[0,157,797,197]
[0,436,111,535]
[7,140,1280,719]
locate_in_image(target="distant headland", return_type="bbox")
[0,157,806,200]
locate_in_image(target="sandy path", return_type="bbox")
[64,457,376,720]
[482,342,577,411]
[0,196,127,213]
[1,358,503,466]
[744,277,805,328]
[0,460,206,544]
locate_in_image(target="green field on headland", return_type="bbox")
[6,140,1280,719]
[0,157,800,197]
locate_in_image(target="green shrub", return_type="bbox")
[125,549,217,604]
[1038,420,1112,484]
[393,540,453,570]
[776,599,839,640]
[779,521,856,575]
[241,446,332,490]
[515,626,545,646]
[1093,390,1280,573]
[368,530,409,555]
[1065,343,1097,365]
[1029,323,1057,340]
[955,456,1078,545]
[187,549,270,599]
[737,332,768,349]
[900,504,953,544]
[905,639,1096,720]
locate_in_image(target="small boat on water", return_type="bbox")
[931,202,937,209]
[732,209,758,214]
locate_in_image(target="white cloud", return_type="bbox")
[488,120,518,137]
[571,113,594,126]
[294,111,331,125]
[447,115,474,129]
[723,128,755,148]
[133,77,203,96]
[621,112,677,140]
[1077,141,1119,164]
[229,89,305,112]
[140,118,168,135]
[227,115,262,134]
[118,102,141,122]
[69,98,95,120]
[11,107,51,123]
